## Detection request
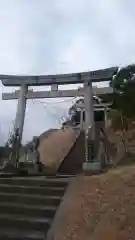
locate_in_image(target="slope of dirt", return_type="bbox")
[38,127,80,174]
[39,128,58,142]
[58,131,85,174]
[20,129,57,156]
[106,127,135,166]
[50,165,135,240]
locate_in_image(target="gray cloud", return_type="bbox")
[0,0,135,144]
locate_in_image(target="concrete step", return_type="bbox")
[0,214,51,232]
[0,177,69,188]
[53,174,76,178]
[0,228,46,240]
[0,202,57,219]
[0,184,65,196]
[0,192,61,206]
[0,176,70,239]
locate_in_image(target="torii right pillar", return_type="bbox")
[83,81,102,174]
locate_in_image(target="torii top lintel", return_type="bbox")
[0,66,118,87]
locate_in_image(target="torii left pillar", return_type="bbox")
[14,84,28,144]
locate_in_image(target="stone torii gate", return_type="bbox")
[0,66,118,171]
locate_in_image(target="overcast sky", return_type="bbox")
[0,0,135,144]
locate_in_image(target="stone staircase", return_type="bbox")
[0,176,71,239]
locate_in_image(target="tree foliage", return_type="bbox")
[110,64,135,119]
[108,110,128,132]
[109,64,135,154]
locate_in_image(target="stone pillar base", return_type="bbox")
[83,161,102,175]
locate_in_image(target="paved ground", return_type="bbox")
[54,165,135,240]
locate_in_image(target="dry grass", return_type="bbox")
[54,165,135,240]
